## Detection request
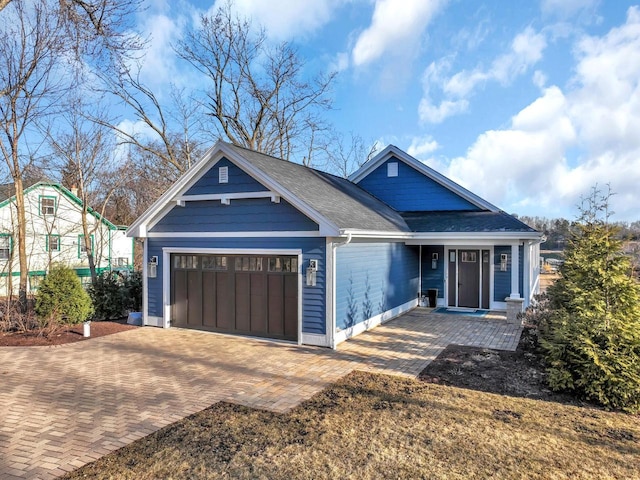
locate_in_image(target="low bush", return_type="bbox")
[35,265,93,326]
[88,270,142,320]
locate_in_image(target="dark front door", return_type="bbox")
[171,253,298,341]
[457,250,480,308]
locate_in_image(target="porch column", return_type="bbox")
[510,243,520,299]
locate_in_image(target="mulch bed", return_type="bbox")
[419,326,586,406]
[0,319,137,347]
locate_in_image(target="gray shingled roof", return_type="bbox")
[226,143,410,232]
[401,211,538,233]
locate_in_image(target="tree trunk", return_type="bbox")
[13,176,28,310]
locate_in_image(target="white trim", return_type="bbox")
[147,231,321,238]
[297,251,303,345]
[510,244,520,298]
[325,239,335,350]
[300,332,330,347]
[175,191,281,204]
[142,238,149,326]
[340,230,541,242]
[145,316,164,327]
[348,145,498,212]
[162,247,303,255]
[334,298,417,346]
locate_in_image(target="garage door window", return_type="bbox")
[202,255,228,270]
[174,255,199,269]
[235,256,263,271]
[268,256,298,272]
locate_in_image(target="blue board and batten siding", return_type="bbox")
[357,158,480,212]
[335,242,419,330]
[146,237,327,335]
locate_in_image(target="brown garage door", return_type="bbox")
[171,254,298,341]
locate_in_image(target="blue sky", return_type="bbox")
[134,0,640,221]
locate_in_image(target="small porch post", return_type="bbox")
[509,243,520,299]
[506,243,523,324]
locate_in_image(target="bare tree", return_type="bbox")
[323,131,379,178]
[0,1,66,307]
[98,68,206,181]
[46,97,126,284]
[0,1,141,307]
[176,1,335,161]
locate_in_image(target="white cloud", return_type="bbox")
[441,7,640,220]
[407,135,440,158]
[214,0,344,40]
[541,0,599,18]
[419,27,547,123]
[351,0,448,67]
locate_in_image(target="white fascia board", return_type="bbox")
[339,228,542,243]
[148,230,321,238]
[175,191,280,203]
[349,145,498,212]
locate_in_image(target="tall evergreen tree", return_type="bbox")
[540,186,640,412]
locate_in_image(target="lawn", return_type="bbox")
[63,370,639,479]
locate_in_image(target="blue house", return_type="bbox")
[127,142,542,348]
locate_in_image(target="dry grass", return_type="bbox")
[63,371,640,480]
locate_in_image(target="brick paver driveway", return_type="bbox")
[0,308,521,479]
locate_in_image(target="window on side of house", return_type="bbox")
[40,196,56,216]
[47,234,60,252]
[0,235,11,260]
[78,234,94,258]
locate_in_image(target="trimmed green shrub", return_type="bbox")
[538,187,640,413]
[88,270,143,320]
[35,265,93,325]
[88,271,125,320]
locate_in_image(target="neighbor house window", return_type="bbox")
[40,196,56,216]
[0,235,11,260]
[78,234,94,258]
[47,234,60,252]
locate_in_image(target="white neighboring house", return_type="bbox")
[0,181,134,295]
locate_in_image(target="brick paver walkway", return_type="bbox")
[0,308,520,479]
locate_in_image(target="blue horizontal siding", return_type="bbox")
[151,198,319,232]
[421,245,445,298]
[147,237,326,335]
[335,242,419,330]
[357,157,480,212]
[185,157,267,195]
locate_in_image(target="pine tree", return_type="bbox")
[540,186,640,412]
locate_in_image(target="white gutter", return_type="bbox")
[330,232,352,349]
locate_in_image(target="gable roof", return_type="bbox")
[127,141,542,241]
[128,141,410,237]
[0,181,118,230]
[349,145,499,212]
[225,144,409,233]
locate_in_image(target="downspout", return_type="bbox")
[330,232,352,349]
